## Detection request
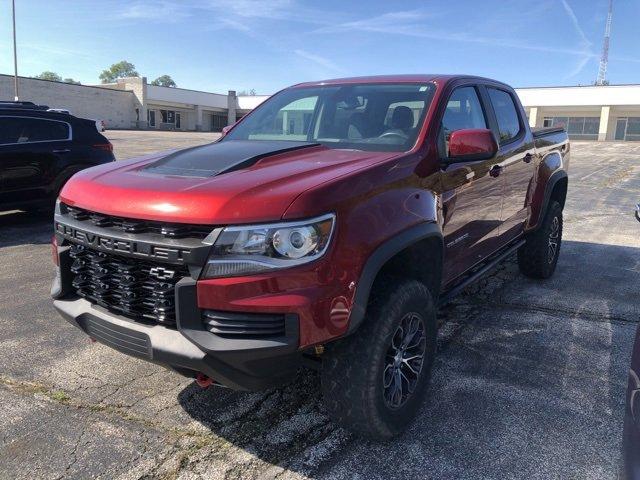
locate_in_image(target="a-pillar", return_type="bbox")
[598,106,611,141]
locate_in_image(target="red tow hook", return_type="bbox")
[195,372,213,388]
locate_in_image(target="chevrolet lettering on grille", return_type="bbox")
[55,222,191,263]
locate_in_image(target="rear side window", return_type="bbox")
[0,117,24,145]
[0,116,69,145]
[487,88,522,143]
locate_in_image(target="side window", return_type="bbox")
[2,117,70,144]
[440,86,487,155]
[0,117,24,145]
[487,88,522,143]
[23,118,70,142]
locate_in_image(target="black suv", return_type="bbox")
[0,101,115,212]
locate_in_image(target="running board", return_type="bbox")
[438,239,525,307]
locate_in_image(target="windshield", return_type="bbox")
[225,83,436,152]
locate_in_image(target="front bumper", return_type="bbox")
[53,277,302,391]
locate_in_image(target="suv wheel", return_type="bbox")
[517,200,563,279]
[321,279,437,439]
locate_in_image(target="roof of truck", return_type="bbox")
[293,74,457,87]
[292,74,506,88]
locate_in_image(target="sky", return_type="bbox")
[1,0,639,94]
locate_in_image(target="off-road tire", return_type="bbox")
[321,279,437,439]
[517,200,563,279]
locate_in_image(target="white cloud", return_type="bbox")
[21,43,92,59]
[117,1,192,22]
[560,0,592,48]
[294,49,344,73]
[206,0,296,20]
[317,7,599,61]
[559,0,594,78]
[314,9,435,37]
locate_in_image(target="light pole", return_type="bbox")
[12,0,19,101]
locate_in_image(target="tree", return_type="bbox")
[35,71,62,82]
[34,71,81,85]
[99,61,139,83]
[150,75,176,87]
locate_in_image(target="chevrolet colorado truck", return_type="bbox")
[52,75,569,439]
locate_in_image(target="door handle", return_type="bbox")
[523,153,534,163]
[489,165,503,178]
[52,149,71,154]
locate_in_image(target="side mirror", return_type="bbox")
[447,128,498,162]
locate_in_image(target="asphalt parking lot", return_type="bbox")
[1,133,639,479]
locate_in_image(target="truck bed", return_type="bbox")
[531,126,566,138]
[532,126,568,150]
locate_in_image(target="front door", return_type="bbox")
[439,85,504,284]
[176,113,181,129]
[485,87,537,244]
[616,118,627,141]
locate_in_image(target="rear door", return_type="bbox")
[484,86,536,244]
[439,84,504,285]
[0,116,72,205]
[0,116,23,196]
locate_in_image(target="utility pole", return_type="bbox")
[12,0,19,100]
[596,0,613,86]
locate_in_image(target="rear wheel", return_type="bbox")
[321,279,437,439]
[24,169,83,215]
[517,200,563,279]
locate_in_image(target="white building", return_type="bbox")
[2,72,640,140]
[100,77,269,131]
[0,74,267,131]
[515,84,640,141]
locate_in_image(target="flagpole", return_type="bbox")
[12,0,19,101]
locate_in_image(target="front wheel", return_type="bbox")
[321,279,437,439]
[517,200,563,279]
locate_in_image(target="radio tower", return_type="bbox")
[596,0,613,85]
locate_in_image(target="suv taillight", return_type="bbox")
[93,142,113,153]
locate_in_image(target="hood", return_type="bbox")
[60,140,399,224]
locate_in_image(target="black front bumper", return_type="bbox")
[52,275,302,391]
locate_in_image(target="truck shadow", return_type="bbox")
[176,239,639,479]
[0,210,53,248]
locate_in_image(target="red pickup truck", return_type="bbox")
[52,75,569,438]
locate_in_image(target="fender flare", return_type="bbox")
[346,222,443,335]
[538,169,568,226]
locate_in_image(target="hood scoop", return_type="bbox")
[143,140,319,177]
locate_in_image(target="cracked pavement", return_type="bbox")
[0,134,638,479]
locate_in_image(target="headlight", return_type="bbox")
[202,214,335,278]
